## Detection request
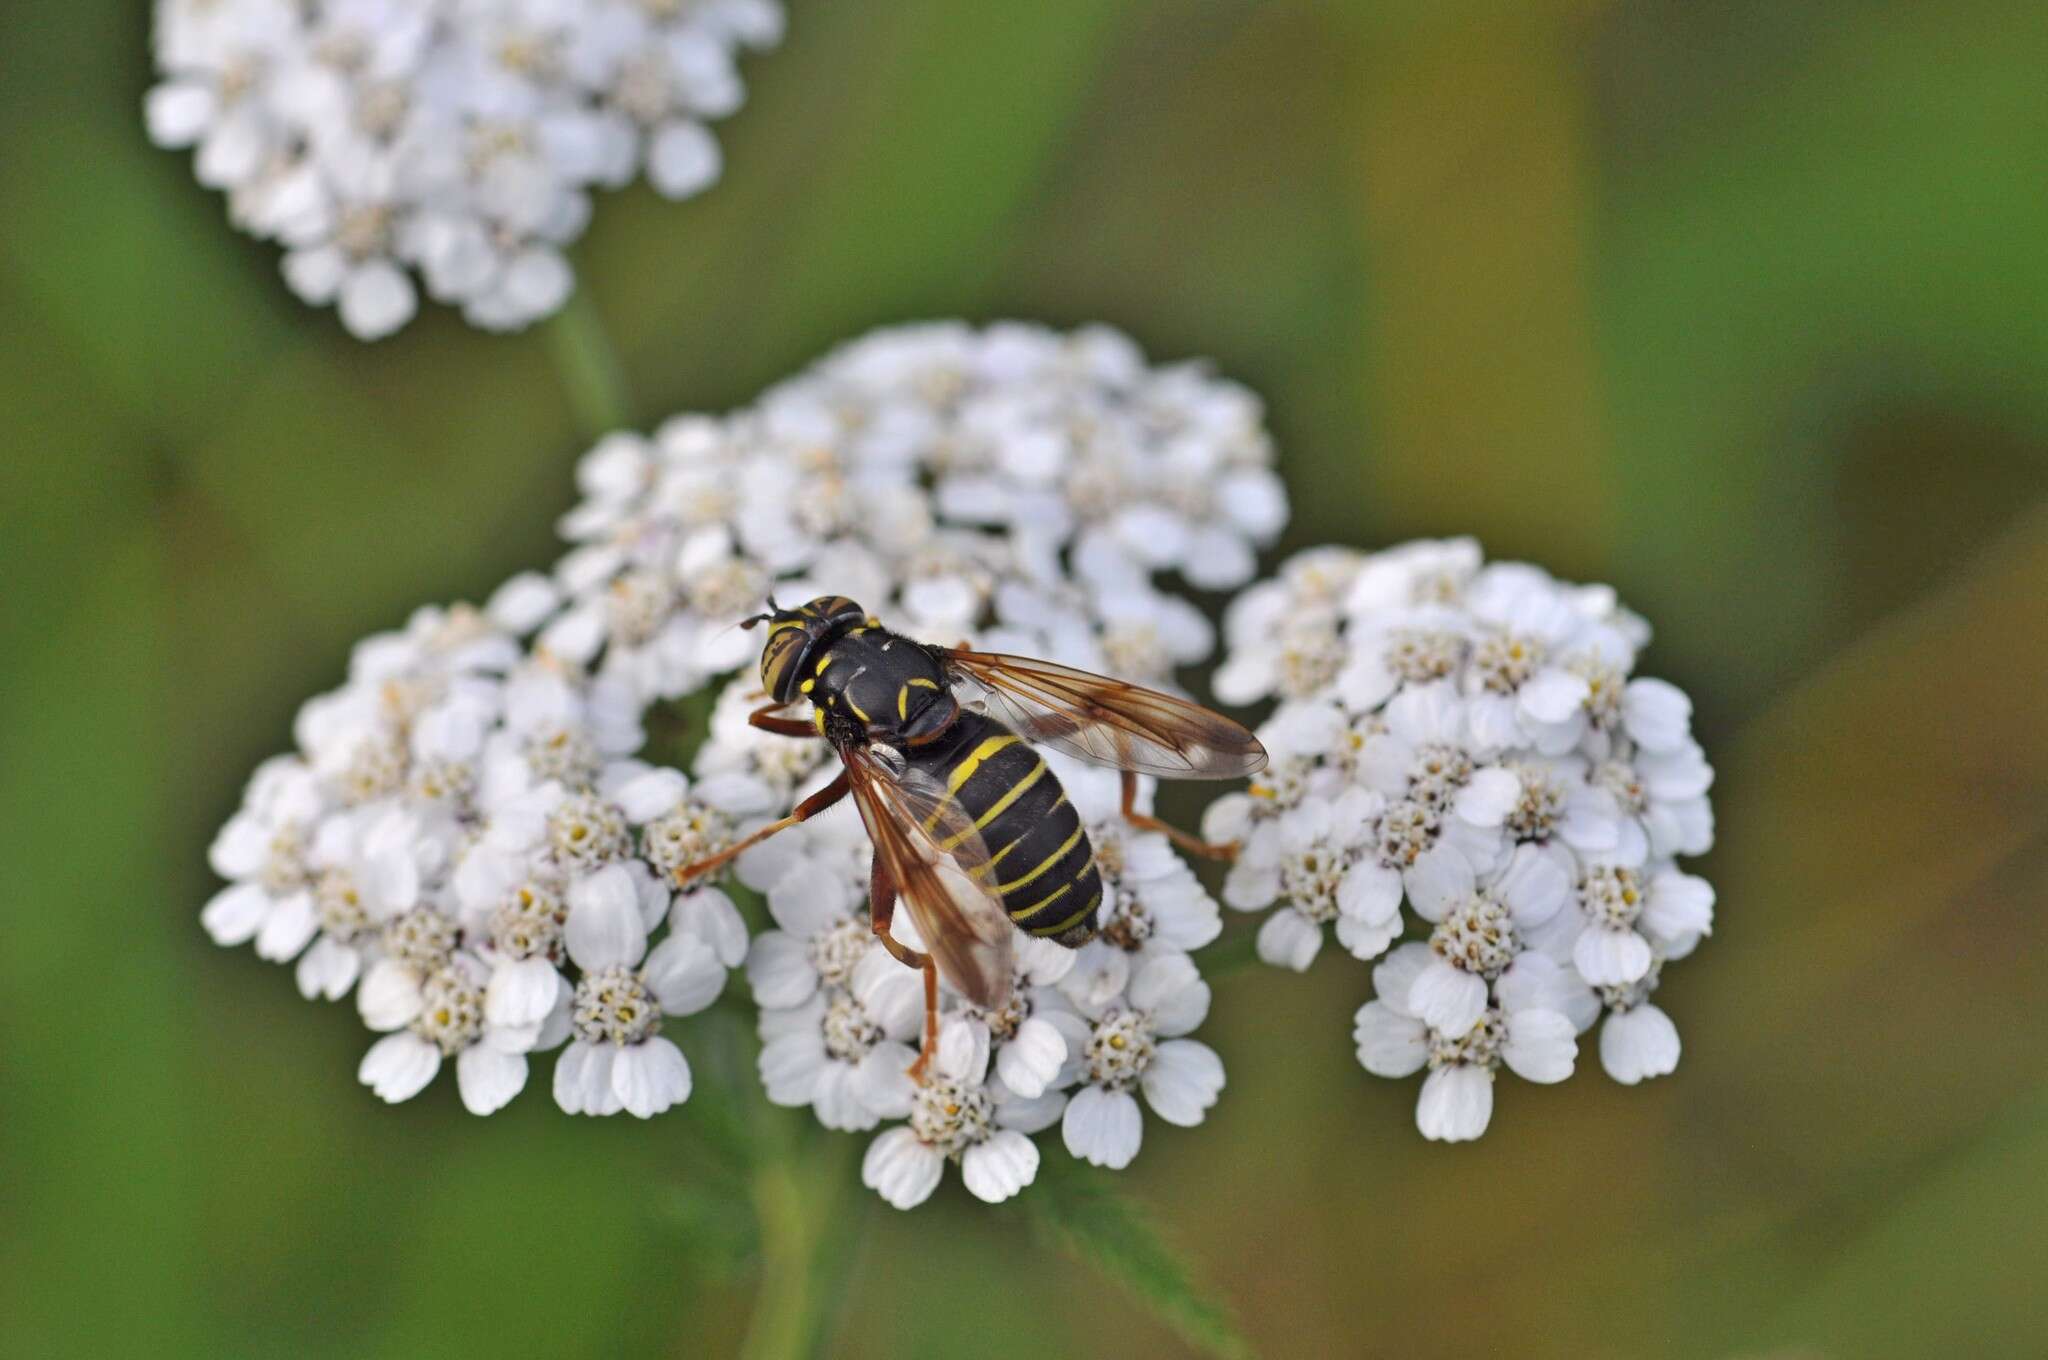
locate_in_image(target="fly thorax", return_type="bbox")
[572,966,661,1045]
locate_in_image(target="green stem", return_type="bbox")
[543,286,635,437]
[739,1157,817,1360]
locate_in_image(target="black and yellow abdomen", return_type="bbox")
[914,712,1101,947]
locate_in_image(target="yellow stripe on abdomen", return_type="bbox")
[946,734,1019,793]
[940,759,1047,851]
[1032,888,1102,939]
[995,824,1084,894]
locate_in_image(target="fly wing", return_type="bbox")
[842,743,1015,1008]
[940,647,1267,780]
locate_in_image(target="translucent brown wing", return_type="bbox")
[841,743,1015,1009]
[940,648,1267,780]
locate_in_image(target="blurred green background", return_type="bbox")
[6,1,2048,1356]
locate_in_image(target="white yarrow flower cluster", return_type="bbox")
[205,321,1276,1179]
[147,0,784,338]
[1206,539,1716,1141]
[204,585,749,1117]
[536,320,1286,705]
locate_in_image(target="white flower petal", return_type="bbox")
[1140,1039,1224,1127]
[1062,1085,1144,1170]
[565,865,648,971]
[862,1127,944,1209]
[359,1032,441,1104]
[1415,1065,1493,1142]
[1407,959,1488,1039]
[1501,1007,1577,1084]
[1255,908,1324,972]
[1600,1003,1681,1084]
[611,1037,693,1117]
[1353,1001,1429,1077]
[960,1129,1039,1204]
[456,1046,528,1115]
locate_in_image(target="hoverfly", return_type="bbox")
[670,594,1267,1080]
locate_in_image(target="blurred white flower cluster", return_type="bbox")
[1204,539,1716,1142]
[201,595,748,1118]
[202,322,1276,1200]
[738,754,1228,1209]
[146,0,783,338]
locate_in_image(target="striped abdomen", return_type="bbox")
[918,714,1101,947]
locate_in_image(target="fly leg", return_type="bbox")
[868,855,940,1085]
[747,701,818,739]
[669,768,849,888]
[1120,769,1239,862]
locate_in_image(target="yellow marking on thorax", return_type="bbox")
[995,825,1084,894]
[899,676,940,722]
[800,677,815,694]
[846,694,870,722]
[946,734,1019,793]
[812,709,827,735]
[814,653,834,675]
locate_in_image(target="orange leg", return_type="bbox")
[747,701,818,739]
[869,855,940,1085]
[1121,769,1239,862]
[670,767,848,887]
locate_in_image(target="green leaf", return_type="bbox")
[1021,1160,1251,1360]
